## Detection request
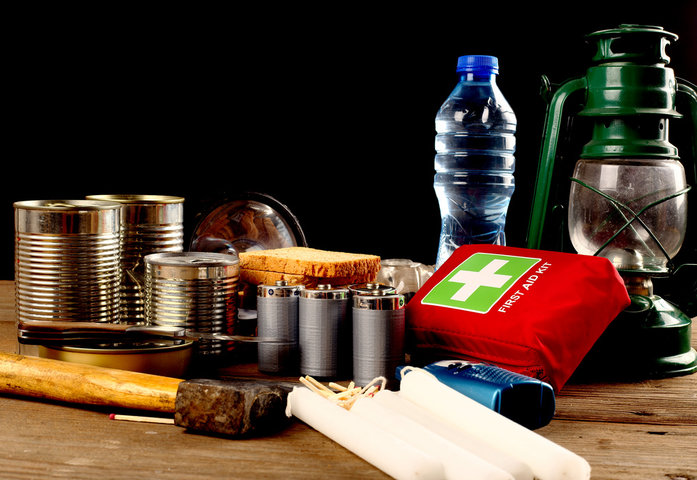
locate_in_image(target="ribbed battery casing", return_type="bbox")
[299,291,350,378]
[257,281,304,374]
[257,296,298,374]
[352,293,405,389]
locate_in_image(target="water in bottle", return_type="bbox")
[434,55,516,268]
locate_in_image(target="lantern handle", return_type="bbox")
[676,78,697,186]
[527,75,587,249]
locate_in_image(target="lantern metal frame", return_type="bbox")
[526,24,697,380]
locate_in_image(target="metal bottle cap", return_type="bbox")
[301,284,349,300]
[257,280,305,298]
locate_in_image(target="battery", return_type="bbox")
[352,291,406,389]
[14,200,122,326]
[144,251,239,363]
[87,194,184,324]
[299,284,350,379]
[257,281,304,374]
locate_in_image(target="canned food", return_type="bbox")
[352,291,406,388]
[87,195,184,324]
[299,284,350,378]
[257,281,304,374]
[14,200,122,325]
[144,252,239,363]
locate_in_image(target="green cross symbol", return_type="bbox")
[421,253,540,313]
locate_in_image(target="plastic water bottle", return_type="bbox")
[434,55,517,268]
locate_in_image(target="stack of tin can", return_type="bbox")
[14,200,122,325]
[144,252,240,362]
[86,195,185,324]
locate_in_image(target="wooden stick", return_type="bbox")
[0,352,182,413]
[109,413,175,425]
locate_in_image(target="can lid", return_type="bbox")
[456,55,499,74]
[353,293,405,310]
[257,281,305,298]
[348,283,396,296]
[302,284,350,300]
[87,195,184,225]
[86,194,185,204]
[14,199,122,211]
[145,251,239,267]
[14,200,122,235]
[145,252,240,281]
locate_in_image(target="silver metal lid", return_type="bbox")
[86,195,184,225]
[86,194,184,204]
[353,293,405,310]
[145,252,240,280]
[301,284,350,300]
[348,283,396,296]
[257,280,305,298]
[14,200,122,234]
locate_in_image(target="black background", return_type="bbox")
[5,2,697,279]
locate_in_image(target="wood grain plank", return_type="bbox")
[0,394,389,479]
[556,375,697,426]
[1,280,696,479]
[539,419,697,480]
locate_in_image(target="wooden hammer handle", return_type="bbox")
[0,352,182,413]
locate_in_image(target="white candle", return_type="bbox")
[398,368,591,480]
[286,386,445,480]
[368,390,533,480]
[351,393,515,480]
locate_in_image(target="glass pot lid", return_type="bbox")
[189,192,307,255]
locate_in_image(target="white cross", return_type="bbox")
[448,259,511,302]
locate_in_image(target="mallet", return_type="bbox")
[0,352,294,437]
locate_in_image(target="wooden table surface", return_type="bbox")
[0,279,695,479]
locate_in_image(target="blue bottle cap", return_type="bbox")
[456,55,499,74]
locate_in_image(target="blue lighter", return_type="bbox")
[396,360,555,430]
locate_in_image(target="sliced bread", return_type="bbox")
[239,247,381,278]
[240,268,377,288]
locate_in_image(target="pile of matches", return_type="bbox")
[298,375,387,410]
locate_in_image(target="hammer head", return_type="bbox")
[174,378,294,437]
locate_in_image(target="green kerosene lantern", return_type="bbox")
[527,24,697,379]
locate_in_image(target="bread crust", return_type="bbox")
[239,247,381,278]
[240,268,378,288]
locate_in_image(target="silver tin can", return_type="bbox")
[144,251,239,362]
[87,195,184,324]
[352,291,406,388]
[257,281,304,374]
[299,284,350,378]
[14,200,122,325]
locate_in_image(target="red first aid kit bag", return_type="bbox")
[406,244,630,391]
